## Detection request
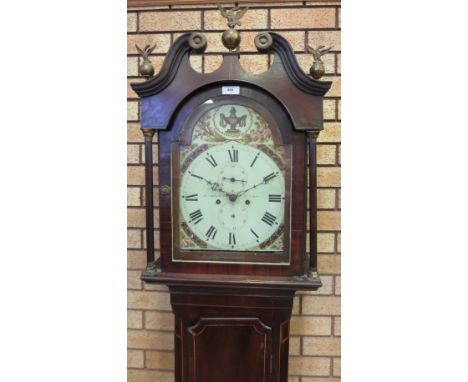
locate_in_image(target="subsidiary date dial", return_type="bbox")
[179,141,285,251]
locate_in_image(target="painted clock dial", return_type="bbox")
[175,102,291,262]
[180,141,285,251]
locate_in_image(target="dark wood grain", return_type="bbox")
[307,131,319,272]
[170,285,294,382]
[143,129,156,266]
[131,33,330,131]
[188,317,272,382]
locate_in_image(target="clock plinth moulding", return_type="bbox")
[132,15,331,381]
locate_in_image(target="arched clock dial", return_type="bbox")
[179,141,285,252]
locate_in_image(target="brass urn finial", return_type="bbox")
[306,44,332,79]
[135,43,157,78]
[218,4,249,51]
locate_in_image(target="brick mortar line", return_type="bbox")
[132,327,177,333]
[142,367,175,371]
[142,349,174,354]
[128,346,174,351]
[129,5,341,14]
[127,366,172,370]
[136,9,140,32]
[127,27,340,35]
[127,163,158,166]
[128,2,342,9]
[316,163,341,167]
[129,308,174,314]
[201,8,205,30]
[329,351,334,376]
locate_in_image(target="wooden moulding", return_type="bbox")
[143,271,322,290]
[131,32,331,131]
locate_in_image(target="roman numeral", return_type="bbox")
[206,154,218,167]
[184,194,198,201]
[189,209,203,224]
[250,153,259,167]
[269,194,282,203]
[261,212,277,226]
[229,232,236,245]
[250,228,259,238]
[263,172,277,183]
[205,225,217,240]
[228,148,238,162]
[189,172,203,180]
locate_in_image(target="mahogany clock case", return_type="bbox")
[159,85,307,278]
[131,32,332,287]
[131,30,332,382]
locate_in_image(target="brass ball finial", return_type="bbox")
[310,61,325,80]
[222,28,241,50]
[218,4,249,51]
[306,44,332,80]
[135,43,157,78]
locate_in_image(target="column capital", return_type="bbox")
[141,128,156,139]
[306,131,320,140]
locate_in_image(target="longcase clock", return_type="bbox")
[132,29,331,382]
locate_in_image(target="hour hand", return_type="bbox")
[210,182,237,200]
[188,171,233,198]
[189,171,220,190]
[188,171,210,184]
[222,176,247,184]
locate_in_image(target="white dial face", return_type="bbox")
[179,141,285,251]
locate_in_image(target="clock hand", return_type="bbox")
[222,176,247,184]
[236,181,265,197]
[189,171,237,200]
[236,172,279,197]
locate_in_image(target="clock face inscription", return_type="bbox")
[179,141,285,252]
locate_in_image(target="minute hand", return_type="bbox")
[236,173,278,197]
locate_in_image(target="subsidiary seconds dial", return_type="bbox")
[179,141,285,251]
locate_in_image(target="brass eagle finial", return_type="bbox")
[306,45,332,63]
[217,4,249,50]
[217,4,249,29]
[306,44,332,80]
[135,43,157,78]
